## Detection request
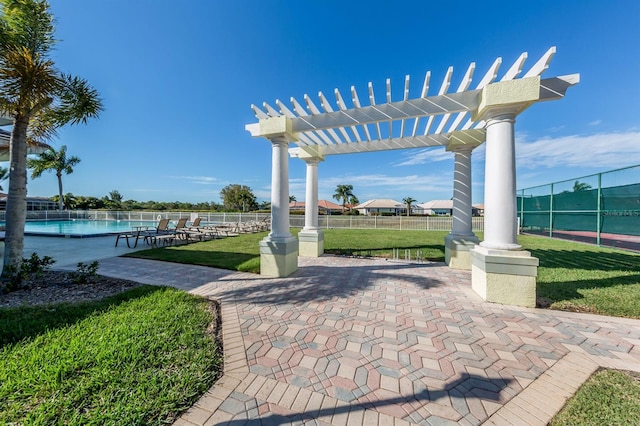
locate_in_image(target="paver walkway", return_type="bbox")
[89,256,640,426]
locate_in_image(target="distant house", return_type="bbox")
[0,193,57,211]
[289,199,345,215]
[415,200,482,216]
[354,199,404,216]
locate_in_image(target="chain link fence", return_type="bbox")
[517,164,640,250]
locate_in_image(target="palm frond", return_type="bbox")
[26,144,80,179]
[55,73,103,126]
[0,46,60,114]
[0,0,56,55]
[27,107,58,141]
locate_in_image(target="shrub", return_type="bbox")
[2,253,56,293]
[71,261,100,284]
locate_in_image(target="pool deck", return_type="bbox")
[23,236,640,425]
[23,234,152,267]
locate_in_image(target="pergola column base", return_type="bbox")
[445,234,480,270]
[259,236,299,277]
[298,229,324,257]
[470,245,539,308]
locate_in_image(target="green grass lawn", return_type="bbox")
[128,229,640,318]
[519,235,640,318]
[551,369,640,425]
[127,229,449,272]
[0,286,221,425]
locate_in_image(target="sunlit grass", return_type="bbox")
[0,286,221,425]
[518,235,640,318]
[551,369,640,425]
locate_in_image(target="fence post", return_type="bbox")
[597,173,602,246]
[519,189,524,232]
[549,183,554,238]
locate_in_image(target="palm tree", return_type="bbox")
[402,197,416,217]
[51,192,77,210]
[107,189,123,209]
[573,180,592,192]
[0,0,102,271]
[333,184,355,211]
[27,145,80,210]
[289,195,296,202]
[0,166,8,191]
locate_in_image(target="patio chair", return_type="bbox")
[116,218,171,248]
[173,217,207,243]
[145,218,179,246]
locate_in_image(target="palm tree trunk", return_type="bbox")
[57,172,63,210]
[4,114,30,273]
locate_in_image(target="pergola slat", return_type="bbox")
[335,88,362,142]
[436,62,475,134]
[524,46,555,78]
[412,71,430,137]
[247,48,576,157]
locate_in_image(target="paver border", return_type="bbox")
[486,351,640,425]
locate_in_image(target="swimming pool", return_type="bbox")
[4,220,159,238]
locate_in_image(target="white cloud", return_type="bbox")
[254,189,271,199]
[315,173,454,202]
[394,147,452,166]
[515,131,640,170]
[589,120,602,126]
[258,174,454,202]
[172,175,218,185]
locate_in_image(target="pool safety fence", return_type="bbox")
[517,164,640,246]
[3,210,485,233]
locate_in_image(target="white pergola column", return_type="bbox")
[268,136,293,239]
[304,159,319,231]
[480,114,521,250]
[299,156,325,257]
[257,124,299,277]
[470,82,541,307]
[444,145,479,269]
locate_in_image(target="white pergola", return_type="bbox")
[0,127,50,161]
[246,47,578,307]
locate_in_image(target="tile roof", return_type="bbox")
[354,199,404,209]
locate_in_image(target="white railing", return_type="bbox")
[2,210,485,232]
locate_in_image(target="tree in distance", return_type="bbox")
[220,184,258,212]
[402,196,416,217]
[333,184,356,211]
[27,145,80,211]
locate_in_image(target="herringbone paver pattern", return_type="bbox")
[92,256,640,425]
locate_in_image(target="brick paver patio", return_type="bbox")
[92,255,640,425]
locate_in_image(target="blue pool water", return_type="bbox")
[5,220,159,237]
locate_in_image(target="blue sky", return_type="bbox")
[18,0,640,204]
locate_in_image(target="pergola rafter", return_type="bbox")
[246,46,575,157]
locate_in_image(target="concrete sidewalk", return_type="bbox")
[81,255,640,426]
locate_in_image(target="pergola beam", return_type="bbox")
[289,129,486,157]
[290,90,480,133]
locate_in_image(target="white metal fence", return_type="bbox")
[0,210,485,232]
